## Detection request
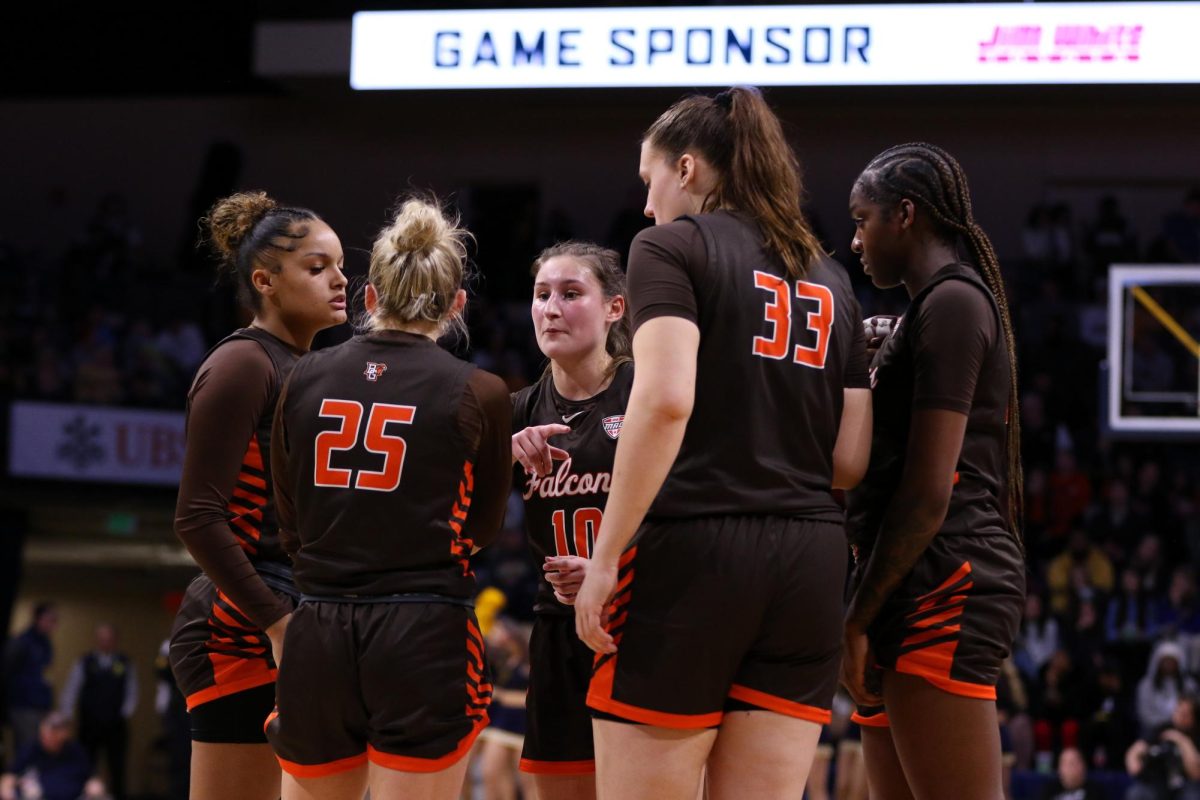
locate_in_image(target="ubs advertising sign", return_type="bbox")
[8,402,185,486]
[350,3,1200,89]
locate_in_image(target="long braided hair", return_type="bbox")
[856,142,1023,542]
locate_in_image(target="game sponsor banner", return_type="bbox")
[350,2,1200,90]
[8,401,185,486]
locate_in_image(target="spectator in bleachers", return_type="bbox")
[1137,642,1196,738]
[1033,650,1087,763]
[1109,568,1163,645]
[1085,196,1138,278]
[1091,479,1146,559]
[1049,450,1094,538]
[1040,747,1106,800]
[4,603,59,755]
[1160,187,1200,263]
[1081,659,1138,772]
[1159,569,1200,637]
[0,712,107,800]
[1132,534,1170,599]
[58,624,135,800]
[1126,696,1200,800]
[1017,592,1062,684]
[1048,530,1115,616]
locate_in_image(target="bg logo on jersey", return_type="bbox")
[363,362,388,382]
[602,415,624,439]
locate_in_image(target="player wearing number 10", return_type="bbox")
[573,86,873,800]
[509,242,633,800]
[266,199,512,800]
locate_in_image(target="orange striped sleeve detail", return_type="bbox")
[238,472,267,490]
[243,437,264,471]
[232,486,267,507]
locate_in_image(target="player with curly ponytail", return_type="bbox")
[265,197,511,800]
[574,87,872,800]
[169,192,348,800]
[842,143,1025,800]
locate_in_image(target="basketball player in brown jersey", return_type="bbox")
[266,198,511,800]
[510,242,632,800]
[169,192,348,800]
[842,143,1025,800]
[573,86,873,800]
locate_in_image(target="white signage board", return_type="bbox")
[9,401,186,486]
[351,3,1200,90]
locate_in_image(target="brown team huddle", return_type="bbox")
[169,86,1024,800]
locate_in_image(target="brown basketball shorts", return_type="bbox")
[588,515,846,729]
[266,599,491,777]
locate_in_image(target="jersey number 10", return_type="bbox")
[751,271,834,368]
[313,399,416,492]
[551,507,602,558]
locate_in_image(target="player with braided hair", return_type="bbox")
[169,191,348,800]
[842,143,1025,800]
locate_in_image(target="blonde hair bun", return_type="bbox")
[368,197,473,337]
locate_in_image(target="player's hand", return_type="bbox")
[266,613,291,669]
[863,315,899,360]
[840,623,883,707]
[512,424,571,477]
[575,558,618,654]
[545,555,589,605]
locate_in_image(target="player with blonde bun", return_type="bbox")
[266,197,512,800]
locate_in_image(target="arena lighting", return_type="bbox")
[350,2,1200,90]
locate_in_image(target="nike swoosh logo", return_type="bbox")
[562,411,586,423]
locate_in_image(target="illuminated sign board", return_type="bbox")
[350,3,1200,89]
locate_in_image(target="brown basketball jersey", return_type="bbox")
[273,330,512,598]
[512,361,634,615]
[629,211,869,521]
[847,263,1011,555]
[191,326,299,566]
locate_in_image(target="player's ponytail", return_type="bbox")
[856,143,1024,543]
[531,241,631,379]
[644,86,823,279]
[368,197,473,340]
[202,191,321,310]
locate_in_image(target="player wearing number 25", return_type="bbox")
[267,198,512,800]
[572,86,872,800]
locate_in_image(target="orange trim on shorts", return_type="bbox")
[893,662,997,700]
[264,709,278,734]
[727,685,832,725]
[588,651,722,728]
[366,711,489,773]
[851,710,891,728]
[184,672,276,711]
[277,751,368,779]
[519,758,597,775]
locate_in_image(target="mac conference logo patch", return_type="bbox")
[602,415,624,440]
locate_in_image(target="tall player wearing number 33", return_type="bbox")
[573,86,873,800]
[266,199,512,800]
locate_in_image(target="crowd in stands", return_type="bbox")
[2,185,1198,798]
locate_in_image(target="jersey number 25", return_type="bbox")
[751,271,833,368]
[313,399,416,492]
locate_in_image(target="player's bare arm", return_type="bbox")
[842,407,968,702]
[575,316,699,653]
